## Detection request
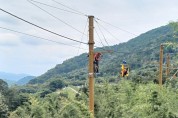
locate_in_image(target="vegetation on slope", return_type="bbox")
[8,80,178,118]
[1,22,178,118]
[29,23,177,85]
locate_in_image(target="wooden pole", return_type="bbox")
[159,44,163,86]
[88,16,94,117]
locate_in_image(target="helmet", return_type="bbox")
[123,60,127,64]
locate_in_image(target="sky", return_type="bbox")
[0,0,178,76]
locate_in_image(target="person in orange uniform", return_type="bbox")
[94,52,102,73]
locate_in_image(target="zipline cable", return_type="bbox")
[0,8,112,53]
[27,0,88,36]
[95,19,122,44]
[29,0,86,16]
[77,19,88,55]
[95,29,105,47]
[51,0,88,16]
[0,8,88,45]
[0,26,88,50]
[95,18,138,36]
[51,0,137,38]
[95,20,111,48]
[28,0,104,47]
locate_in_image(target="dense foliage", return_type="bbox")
[94,80,178,118]
[0,92,9,118]
[7,80,178,118]
[1,22,178,118]
[9,90,91,118]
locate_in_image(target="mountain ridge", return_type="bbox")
[0,71,31,81]
[29,24,176,85]
[16,76,35,85]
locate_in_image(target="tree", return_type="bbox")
[48,79,65,91]
[0,79,8,95]
[169,21,178,32]
[0,92,9,118]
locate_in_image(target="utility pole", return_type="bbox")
[166,53,170,79]
[159,44,163,86]
[88,16,95,117]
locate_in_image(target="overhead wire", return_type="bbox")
[32,0,138,44]
[94,19,122,44]
[51,0,138,39]
[47,0,135,48]
[95,17,138,37]
[0,8,88,45]
[29,0,139,50]
[1,2,169,75]
[27,0,105,47]
[27,0,88,36]
[94,29,105,47]
[0,7,113,54]
[0,26,88,50]
[51,0,88,17]
[95,20,111,48]
[27,0,103,47]
[0,7,112,54]
[0,15,164,70]
[77,19,88,55]
[0,6,157,55]
[29,0,86,16]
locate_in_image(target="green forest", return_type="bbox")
[1,22,178,118]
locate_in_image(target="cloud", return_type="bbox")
[0,43,85,75]
[0,15,19,25]
[0,33,20,46]
[1,0,178,75]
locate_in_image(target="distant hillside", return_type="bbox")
[0,71,30,82]
[16,76,35,85]
[29,24,177,84]
[2,79,16,86]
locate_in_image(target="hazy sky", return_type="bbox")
[0,0,178,76]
